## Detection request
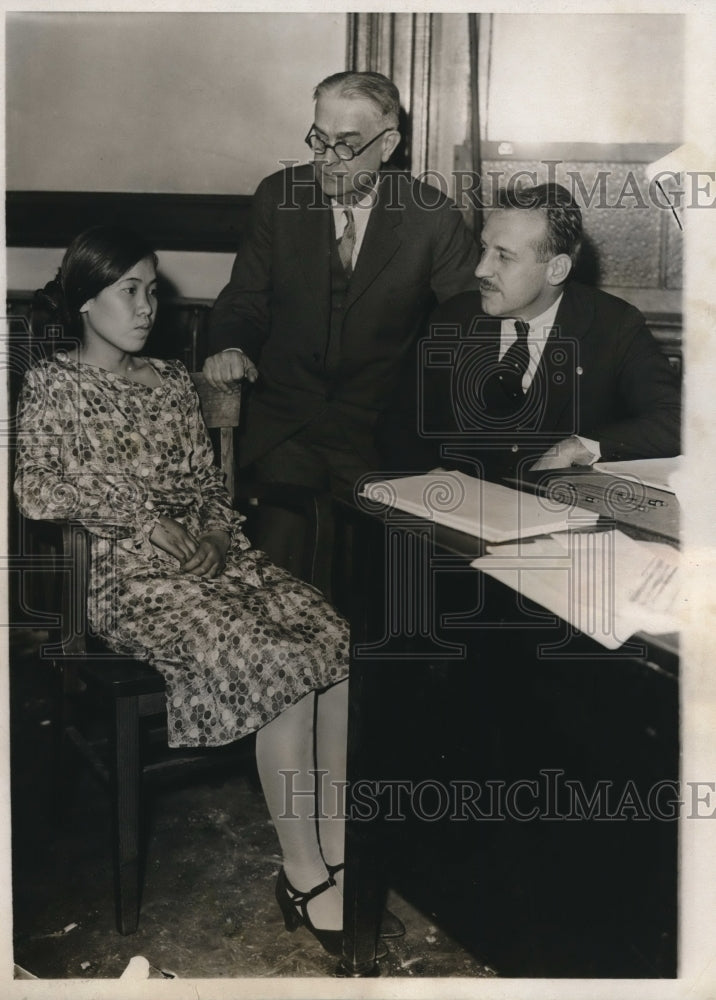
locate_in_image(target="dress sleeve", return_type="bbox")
[13,364,159,540]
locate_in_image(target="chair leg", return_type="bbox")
[50,659,68,819]
[112,693,142,934]
[50,658,79,822]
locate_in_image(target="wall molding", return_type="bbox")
[6,191,252,253]
[479,141,677,164]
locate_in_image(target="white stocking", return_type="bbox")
[255,687,344,929]
[315,677,348,892]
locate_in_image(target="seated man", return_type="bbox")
[378,182,681,482]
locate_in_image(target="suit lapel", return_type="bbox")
[344,174,402,311]
[536,283,593,432]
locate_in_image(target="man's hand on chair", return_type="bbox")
[203,348,258,392]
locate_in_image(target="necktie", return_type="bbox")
[337,208,356,277]
[480,320,531,412]
[501,320,530,383]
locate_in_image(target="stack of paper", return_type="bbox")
[361,472,598,543]
[471,529,682,649]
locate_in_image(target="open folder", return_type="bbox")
[361,471,598,543]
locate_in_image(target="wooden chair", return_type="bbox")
[46,373,320,934]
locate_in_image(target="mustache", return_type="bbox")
[480,281,499,293]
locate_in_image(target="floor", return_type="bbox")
[9,628,498,984]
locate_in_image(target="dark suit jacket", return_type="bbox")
[208,164,480,468]
[377,281,681,480]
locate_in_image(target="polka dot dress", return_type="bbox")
[14,356,349,747]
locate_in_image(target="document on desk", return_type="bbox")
[361,471,598,542]
[471,529,682,649]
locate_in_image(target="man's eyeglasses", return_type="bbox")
[304,127,395,162]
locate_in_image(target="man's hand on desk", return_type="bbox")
[203,348,258,392]
[530,435,596,471]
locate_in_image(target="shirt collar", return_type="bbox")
[517,293,564,339]
[330,180,379,214]
[331,184,378,244]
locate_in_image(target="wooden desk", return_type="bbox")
[337,497,678,978]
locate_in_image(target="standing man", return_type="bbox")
[203,71,479,589]
[378,182,681,480]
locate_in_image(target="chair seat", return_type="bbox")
[76,656,167,698]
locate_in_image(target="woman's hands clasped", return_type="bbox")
[149,516,229,578]
[181,530,230,578]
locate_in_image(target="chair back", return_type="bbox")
[57,521,91,657]
[190,372,242,502]
[51,521,120,660]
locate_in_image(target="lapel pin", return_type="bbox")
[576,366,583,375]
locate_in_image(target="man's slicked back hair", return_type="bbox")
[313,71,400,127]
[496,182,583,263]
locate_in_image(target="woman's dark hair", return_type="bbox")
[33,225,157,337]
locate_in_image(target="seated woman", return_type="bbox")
[14,225,351,955]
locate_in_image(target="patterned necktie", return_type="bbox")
[337,208,356,277]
